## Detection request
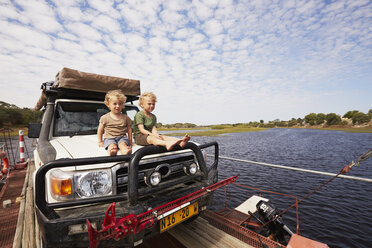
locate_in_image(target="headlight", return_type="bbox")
[184,163,198,175]
[189,163,197,174]
[48,169,112,201]
[145,171,161,187]
[76,171,112,198]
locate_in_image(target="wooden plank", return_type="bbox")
[12,165,29,248]
[22,187,35,248]
[12,162,33,248]
[168,217,253,248]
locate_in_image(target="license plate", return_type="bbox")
[159,202,198,232]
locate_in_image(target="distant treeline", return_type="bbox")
[156,123,197,129]
[0,101,42,128]
[1,101,371,129]
[159,109,372,129]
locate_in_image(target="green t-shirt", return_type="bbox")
[133,111,157,137]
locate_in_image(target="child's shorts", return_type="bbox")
[103,136,130,149]
[134,134,149,146]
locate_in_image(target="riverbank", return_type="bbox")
[161,125,372,136]
[163,127,266,136]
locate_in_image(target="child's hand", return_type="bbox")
[98,141,104,147]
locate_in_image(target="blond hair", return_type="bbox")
[139,92,157,106]
[104,90,127,107]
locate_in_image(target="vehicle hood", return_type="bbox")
[49,135,194,169]
[50,135,108,159]
[49,135,141,170]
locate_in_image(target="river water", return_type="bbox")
[6,128,372,247]
[190,128,372,248]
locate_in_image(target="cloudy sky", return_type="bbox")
[0,0,371,125]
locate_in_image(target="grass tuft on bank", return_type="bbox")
[163,127,267,136]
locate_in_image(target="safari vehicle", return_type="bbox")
[29,68,219,247]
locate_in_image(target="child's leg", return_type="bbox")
[148,135,182,151]
[107,144,118,156]
[179,134,191,148]
[161,136,182,150]
[118,142,132,155]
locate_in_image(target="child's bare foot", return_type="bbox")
[108,146,118,156]
[122,147,132,155]
[119,143,132,155]
[180,134,190,148]
[165,139,182,151]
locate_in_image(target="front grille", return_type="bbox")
[116,154,199,194]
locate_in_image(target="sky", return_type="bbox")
[0,0,371,125]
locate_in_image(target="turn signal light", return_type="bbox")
[50,170,72,196]
[51,177,72,195]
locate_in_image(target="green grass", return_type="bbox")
[158,127,209,131]
[295,125,372,133]
[164,127,267,136]
[0,127,29,136]
[320,127,372,133]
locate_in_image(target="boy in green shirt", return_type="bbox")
[133,92,190,151]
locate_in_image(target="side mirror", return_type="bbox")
[28,123,42,138]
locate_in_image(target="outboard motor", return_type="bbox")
[256,200,293,244]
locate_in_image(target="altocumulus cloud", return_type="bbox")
[0,0,371,125]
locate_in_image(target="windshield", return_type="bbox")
[53,101,138,137]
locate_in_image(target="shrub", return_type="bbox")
[343,110,359,119]
[316,113,326,125]
[352,112,371,125]
[288,118,297,127]
[325,113,342,126]
[304,113,317,125]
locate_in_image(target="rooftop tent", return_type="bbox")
[54,67,140,96]
[35,68,141,110]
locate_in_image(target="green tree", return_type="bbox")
[352,112,371,125]
[304,113,317,125]
[296,118,303,125]
[277,121,288,127]
[0,108,7,127]
[20,108,42,124]
[316,113,326,125]
[8,109,24,125]
[325,113,341,126]
[263,123,274,128]
[368,109,372,117]
[0,102,23,126]
[0,101,43,127]
[288,118,297,127]
[184,123,196,128]
[343,110,359,119]
[251,121,260,127]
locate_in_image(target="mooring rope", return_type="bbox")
[210,150,372,183]
[356,148,372,166]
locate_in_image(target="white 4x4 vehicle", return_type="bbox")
[28,68,219,247]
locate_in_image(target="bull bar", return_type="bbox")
[35,142,219,219]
